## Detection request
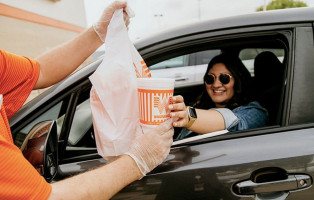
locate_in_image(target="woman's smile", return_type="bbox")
[212,89,225,95]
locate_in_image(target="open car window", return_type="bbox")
[149,55,189,70]
[15,101,64,148]
[67,98,95,148]
[147,34,288,143]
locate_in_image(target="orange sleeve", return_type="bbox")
[0,50,40,118]
[0,50,51,199]
[0,132,51,200]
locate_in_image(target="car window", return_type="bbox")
[239,48,285,76]
[149,50,221,89]
[163,41,286,140]
[196,49,221,65]
[150,50,221,70]
[14,101,64,148]
[67,98,95,147]
[149,55,189,70]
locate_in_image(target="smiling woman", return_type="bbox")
[170,53,268,138]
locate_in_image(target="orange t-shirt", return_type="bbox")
[0,50,52,200]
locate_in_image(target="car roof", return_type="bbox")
[134,7,314,50]
[10,7,314,126]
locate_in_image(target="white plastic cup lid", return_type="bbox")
[137,78,175,90]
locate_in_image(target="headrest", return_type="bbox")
[254,51,283,87]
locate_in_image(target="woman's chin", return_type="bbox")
[212,99,229,107]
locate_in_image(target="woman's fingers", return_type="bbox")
[172,116,188,127]
[170,110,186,119]
[170,110,189,127]
[169,95,185,112]
[169,95,189,127]
[172,95,184,103]
[169,102,185,112]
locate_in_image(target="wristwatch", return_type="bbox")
[185,106,197,128]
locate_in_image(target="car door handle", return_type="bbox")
[233,174,312,195]
[175,77,188,81]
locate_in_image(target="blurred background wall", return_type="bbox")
[0,0,91,101]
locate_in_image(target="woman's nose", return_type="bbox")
[212,78,223,87]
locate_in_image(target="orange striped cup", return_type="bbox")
[137,78,174,129]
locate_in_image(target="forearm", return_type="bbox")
[187,109,225,134]
[49,155,141,200]
[34,27,103,89]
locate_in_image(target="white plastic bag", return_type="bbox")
[89,9,150,158]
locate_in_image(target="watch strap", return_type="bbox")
[185,106,196,128]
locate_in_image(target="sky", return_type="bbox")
[84,0,314,41]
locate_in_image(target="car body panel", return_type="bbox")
[290,27,314,125]
[113,126,314,199]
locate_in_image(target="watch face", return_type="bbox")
[189,107,197,119]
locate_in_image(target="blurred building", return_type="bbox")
[0,0,91,101]
[0,0,87,57]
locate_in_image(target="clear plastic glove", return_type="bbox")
[93,1,133,42]
[125,119,174,177]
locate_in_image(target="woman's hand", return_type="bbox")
[169,95,189,127]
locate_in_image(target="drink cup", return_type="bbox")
[137,78,174,132]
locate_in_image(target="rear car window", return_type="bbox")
[239,48,285,76]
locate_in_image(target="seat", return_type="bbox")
[253,51,284,125]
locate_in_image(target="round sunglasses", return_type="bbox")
[204,73,233,85]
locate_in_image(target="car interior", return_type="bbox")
[253,51,285,124]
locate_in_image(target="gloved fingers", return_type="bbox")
[160,128,174,150]
[111,1,128,12]
[160,127,174,140]
[155,118,173,134]
[93,1,128,42]
[99,1,127,22]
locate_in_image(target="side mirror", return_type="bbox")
[21,120,58,182]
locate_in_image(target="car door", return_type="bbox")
[10,16,314,200]
[111,25,314,199]
[112,127,314,200]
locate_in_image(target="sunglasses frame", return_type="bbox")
[205,73,233,85]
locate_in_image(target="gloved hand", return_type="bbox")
[125,119,174,177]
[93,1,133,42]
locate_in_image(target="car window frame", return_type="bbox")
[138,28,293,147]
[51,29,295,155]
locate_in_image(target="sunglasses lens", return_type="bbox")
[219,74,231,84]
[205,74,215,84]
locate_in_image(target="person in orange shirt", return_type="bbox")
[0,1,173,200]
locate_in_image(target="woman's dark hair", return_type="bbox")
[193,53,252,110]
